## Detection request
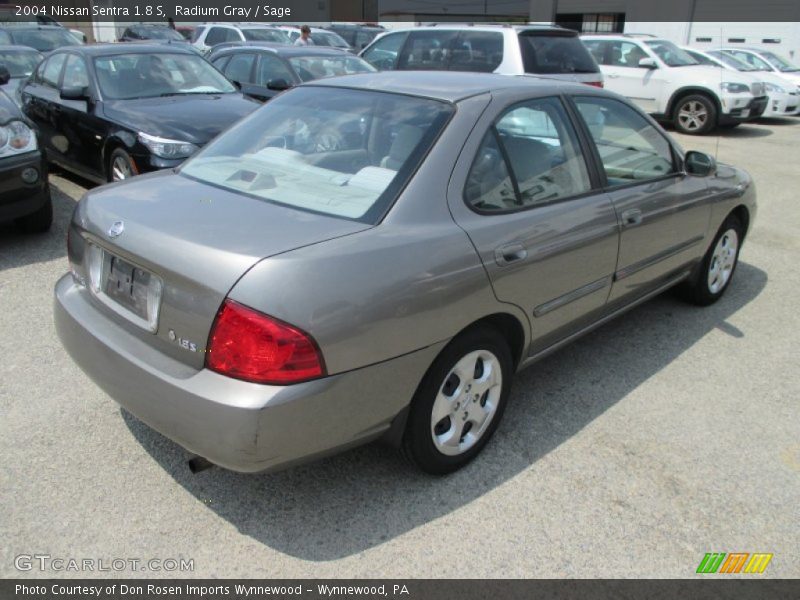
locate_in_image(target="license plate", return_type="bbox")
[87,244,162,331]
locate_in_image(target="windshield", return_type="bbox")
[707,50,759,72]
[644,40,697,67]
[180,87,453,223]
[242,28,291,44]
[142,27,184,41]
[288,55,375,81]
[0,49,43,77]
[760,51,800,73]
[519,34,599,74]
[94,53,236,100]
[312,31,350,49]
[9,28,79,52]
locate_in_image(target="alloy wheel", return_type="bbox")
[678,100,709,132]
[112,156,133,181]
[707,228,739,294]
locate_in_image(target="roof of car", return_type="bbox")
[384,23,571,34]
[54,42,198,56]
[308,71,593,102]
[213,43,350,57]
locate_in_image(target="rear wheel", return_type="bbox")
[683,215,743,305]
[673,94,717,135]
[402,326,513,475]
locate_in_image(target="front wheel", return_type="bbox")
[402,326,513,475]
[683,215,743,305]
[673,94,717,135]
[108,148,137,182]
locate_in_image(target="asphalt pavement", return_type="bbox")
[1,117,798,578]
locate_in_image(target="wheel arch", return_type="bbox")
[730,204,751,239]
[666,87,722,122]
[102,131,137,177]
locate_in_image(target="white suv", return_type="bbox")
[191,23,291,52]
[717,47,800,93]
[582,35,766,134]
[359,24,603,87]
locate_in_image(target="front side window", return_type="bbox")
[361,32,408,70]
[519,33,599,74]
[41,53,66,87]
[574,96,675,186]
[644,40,697,67]
[94,53,236,99]
[607,41,650,68]
[62,55,89,89]
[256,54,294,86]
[223,53,255,84]
[398,30,458,70]
[465,97,592,212]
[180,87,454,222]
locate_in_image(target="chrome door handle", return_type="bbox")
[494,243,528,266]
[607,73,620,79]
[621,209,643,227]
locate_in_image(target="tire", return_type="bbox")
[673,94,717,135]
[16,192,52,234]
[108,148,137,182]
[682,215,743,306]
[402,325,513,475]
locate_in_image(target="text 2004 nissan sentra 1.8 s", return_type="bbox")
[54,72,756,475]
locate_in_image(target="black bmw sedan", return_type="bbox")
[19,44,259,182]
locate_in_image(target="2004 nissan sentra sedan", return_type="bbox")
[55,72,756,475]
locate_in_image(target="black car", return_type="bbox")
[0,25,82,53]
[208,44,375,102]
[19,44,259,183]
[119,24,185,43]
[0,44,43,102]
[324,23,386,51]
[0,85,50,232]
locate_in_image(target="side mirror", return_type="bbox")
[60,86,89,101]
[0,65,10,86]
[638,57,658,69]
[685,151,717,177]
[267,78,291,91]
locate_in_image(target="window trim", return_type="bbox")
[566,94,683,193]
[462,95,601,217]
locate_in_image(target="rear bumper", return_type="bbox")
[0,150,49,222]
[54,274,443,473]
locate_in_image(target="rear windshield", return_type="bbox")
[9,28,79,52]
[519,33,598,74]
[180,86,454,223]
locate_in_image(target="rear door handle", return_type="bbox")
[621,208,643,227]
[494,243,528,266]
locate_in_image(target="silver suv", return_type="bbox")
[360,24,603,87]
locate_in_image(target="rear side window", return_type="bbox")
[574,96,675,186]
[519,33,599,74]
[361,32,408,70]
[465,97,592,212]
[398,30,458,70]
[449,31,504,73]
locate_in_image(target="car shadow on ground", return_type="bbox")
[0,171,93,271]
[123,261,768,562]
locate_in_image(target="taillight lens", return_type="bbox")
[206,300,325,385]
[585,81,604,88]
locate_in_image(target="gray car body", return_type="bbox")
[55,72,756,473]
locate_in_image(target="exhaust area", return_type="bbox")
[187,456,214,474]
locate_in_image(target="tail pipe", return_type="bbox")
[187,455,214,474]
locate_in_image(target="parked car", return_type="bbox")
[717,48,800,92]
[208,44,375,102]
[191,23,290,52]
[0,7,86,42]
[0,25,82,52]
[324,23,385,50]
[0,44,43,101]
[360,24,603,87]
[19,44,258,183]
[682,47,799,118]
[0,86,50,232]
[54,71,755,475]
[582,35,767,134]
[276,25,352,51]
[119,24,186,43]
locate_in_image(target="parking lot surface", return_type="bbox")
[2,117,799,578]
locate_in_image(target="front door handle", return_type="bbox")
[494,243,528,266]
[621,208,643,227]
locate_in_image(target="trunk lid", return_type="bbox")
[71,169,371,369]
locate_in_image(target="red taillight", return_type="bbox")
[585,81,604,88]
[206,300,325,385]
